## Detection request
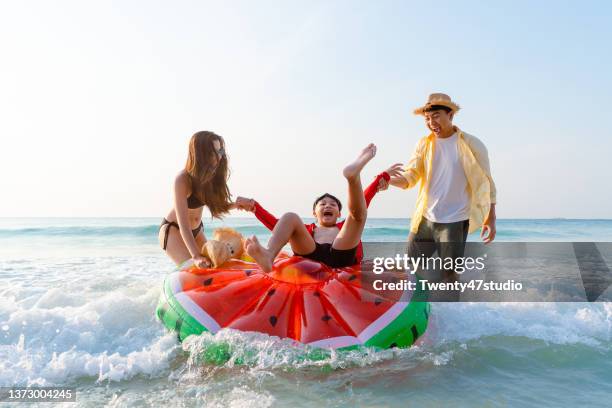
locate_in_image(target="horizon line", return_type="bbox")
[2,216,612,221]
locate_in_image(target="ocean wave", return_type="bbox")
[2,218,612,242]
[2,286,611,387]
[0,224,281,239]
[430,302,612,347]
[0,225,162,238]
[0,277,179,386]
[0,225,408,240]
[182,328,402,370]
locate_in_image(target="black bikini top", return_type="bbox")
[187,194,204,209]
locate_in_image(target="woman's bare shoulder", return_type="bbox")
[174,170,190,182]
[174,170,192,193]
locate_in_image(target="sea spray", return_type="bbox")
[182,329,403,371]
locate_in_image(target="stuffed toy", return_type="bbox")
[201,227,253,268]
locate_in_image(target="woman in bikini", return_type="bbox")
[158,131,236,268]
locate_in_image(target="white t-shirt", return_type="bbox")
[424,133,470,223]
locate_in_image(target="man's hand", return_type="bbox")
[385,163,404,178]
[378,163,404,191]
[481,221,496,244]
[235,196,255,212]
[480,204,497,244]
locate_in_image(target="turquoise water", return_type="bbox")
[1,218,611,407]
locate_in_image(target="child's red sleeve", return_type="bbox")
[253,201,279,231]
[364,171,390,207]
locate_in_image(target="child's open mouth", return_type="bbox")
[323,210,333,217]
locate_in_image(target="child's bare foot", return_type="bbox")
[244,236,274,272]
[343,143,377,180]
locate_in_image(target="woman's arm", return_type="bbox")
[174,174,208,265]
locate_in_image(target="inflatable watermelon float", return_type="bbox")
[156,255,429,350]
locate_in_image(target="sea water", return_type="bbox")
[1,218,611,407]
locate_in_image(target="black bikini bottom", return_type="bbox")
[160,218,203,251]
[295,242,358,268]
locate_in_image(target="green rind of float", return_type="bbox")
[344,276,430,350]
[362,301,429,349]
[156,274,209,341]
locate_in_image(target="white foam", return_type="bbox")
[431,302,612,347]
[0,262,181,386]
[183,328,405,371]
[200,386,275,408]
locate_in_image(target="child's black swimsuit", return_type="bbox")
[294,243,358,268]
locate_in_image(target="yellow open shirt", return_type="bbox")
[400,128,497,234]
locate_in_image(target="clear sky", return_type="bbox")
[1,1,611,218]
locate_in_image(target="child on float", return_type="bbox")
[237,144,402,271]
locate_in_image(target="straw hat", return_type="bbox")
[413,93,461,115]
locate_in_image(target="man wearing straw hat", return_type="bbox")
[389,93,497,282]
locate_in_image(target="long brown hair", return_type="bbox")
[185,131,232,218]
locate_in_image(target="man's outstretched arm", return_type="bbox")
[390,139,426,189]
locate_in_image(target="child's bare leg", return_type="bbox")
[245,212,316,272]
[334,144,376,250]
